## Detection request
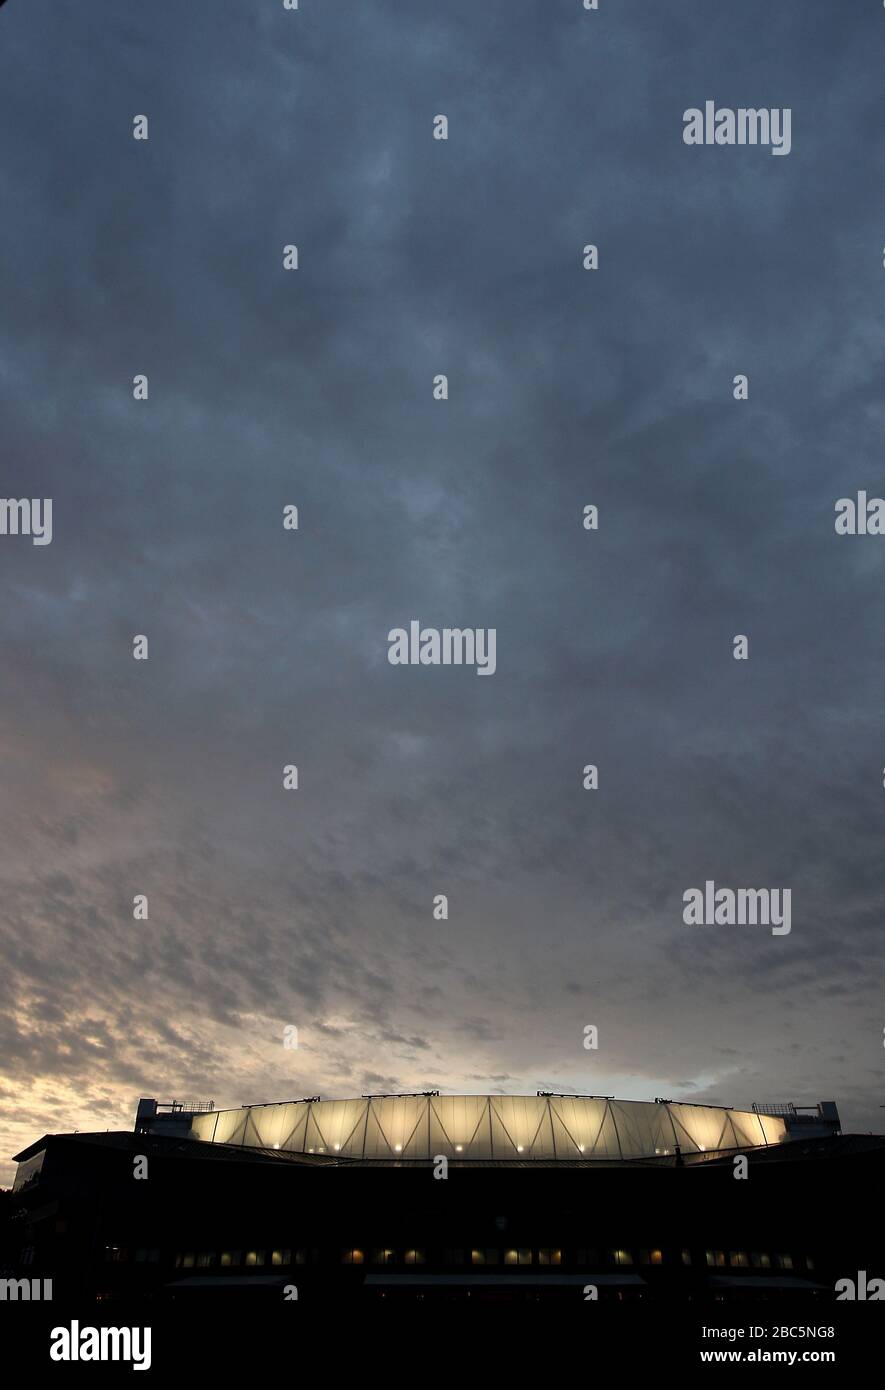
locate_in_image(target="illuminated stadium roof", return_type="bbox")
[183,1095,789,1162]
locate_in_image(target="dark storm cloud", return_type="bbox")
[1,0,884,1176]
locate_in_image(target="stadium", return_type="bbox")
[6,1089,880,1305]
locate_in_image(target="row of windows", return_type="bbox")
[705,1251,805,1270]
[105,1246,159,1264]
[172,1250,301,1269]
[138,1246,815,1272]
[343,1249,426,1265]
[346,1248,565,1267]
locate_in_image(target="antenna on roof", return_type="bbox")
[538,1091,614,1099]
[361,1091,440,1099]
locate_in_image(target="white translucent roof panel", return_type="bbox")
[548,1097,610,1157]
[430,1095,492,1157]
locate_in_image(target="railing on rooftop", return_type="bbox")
[156,1100,215,1114]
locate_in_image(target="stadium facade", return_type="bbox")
[6,1091,880,1305]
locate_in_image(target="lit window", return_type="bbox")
[472,1248,500,1265]
[538,1249,562,1266]
[197,1252,216,1268]
[272,1250,291,1266]
[341,1249,364,1265]
[371,1249,395,1265]
[648,1249,663,1266]
[182,1252,195,1269]
[729,1252,748,1268]
[404,1249,425,1265]
[750,1252,771,1269]
[681,1249,692,1266]
[705,1250,726,1268]
[245,1250,266,1267]
[611,1249,633,1266]
[776,1253,794,1270]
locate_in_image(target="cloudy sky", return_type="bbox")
[1,0,883,1183]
